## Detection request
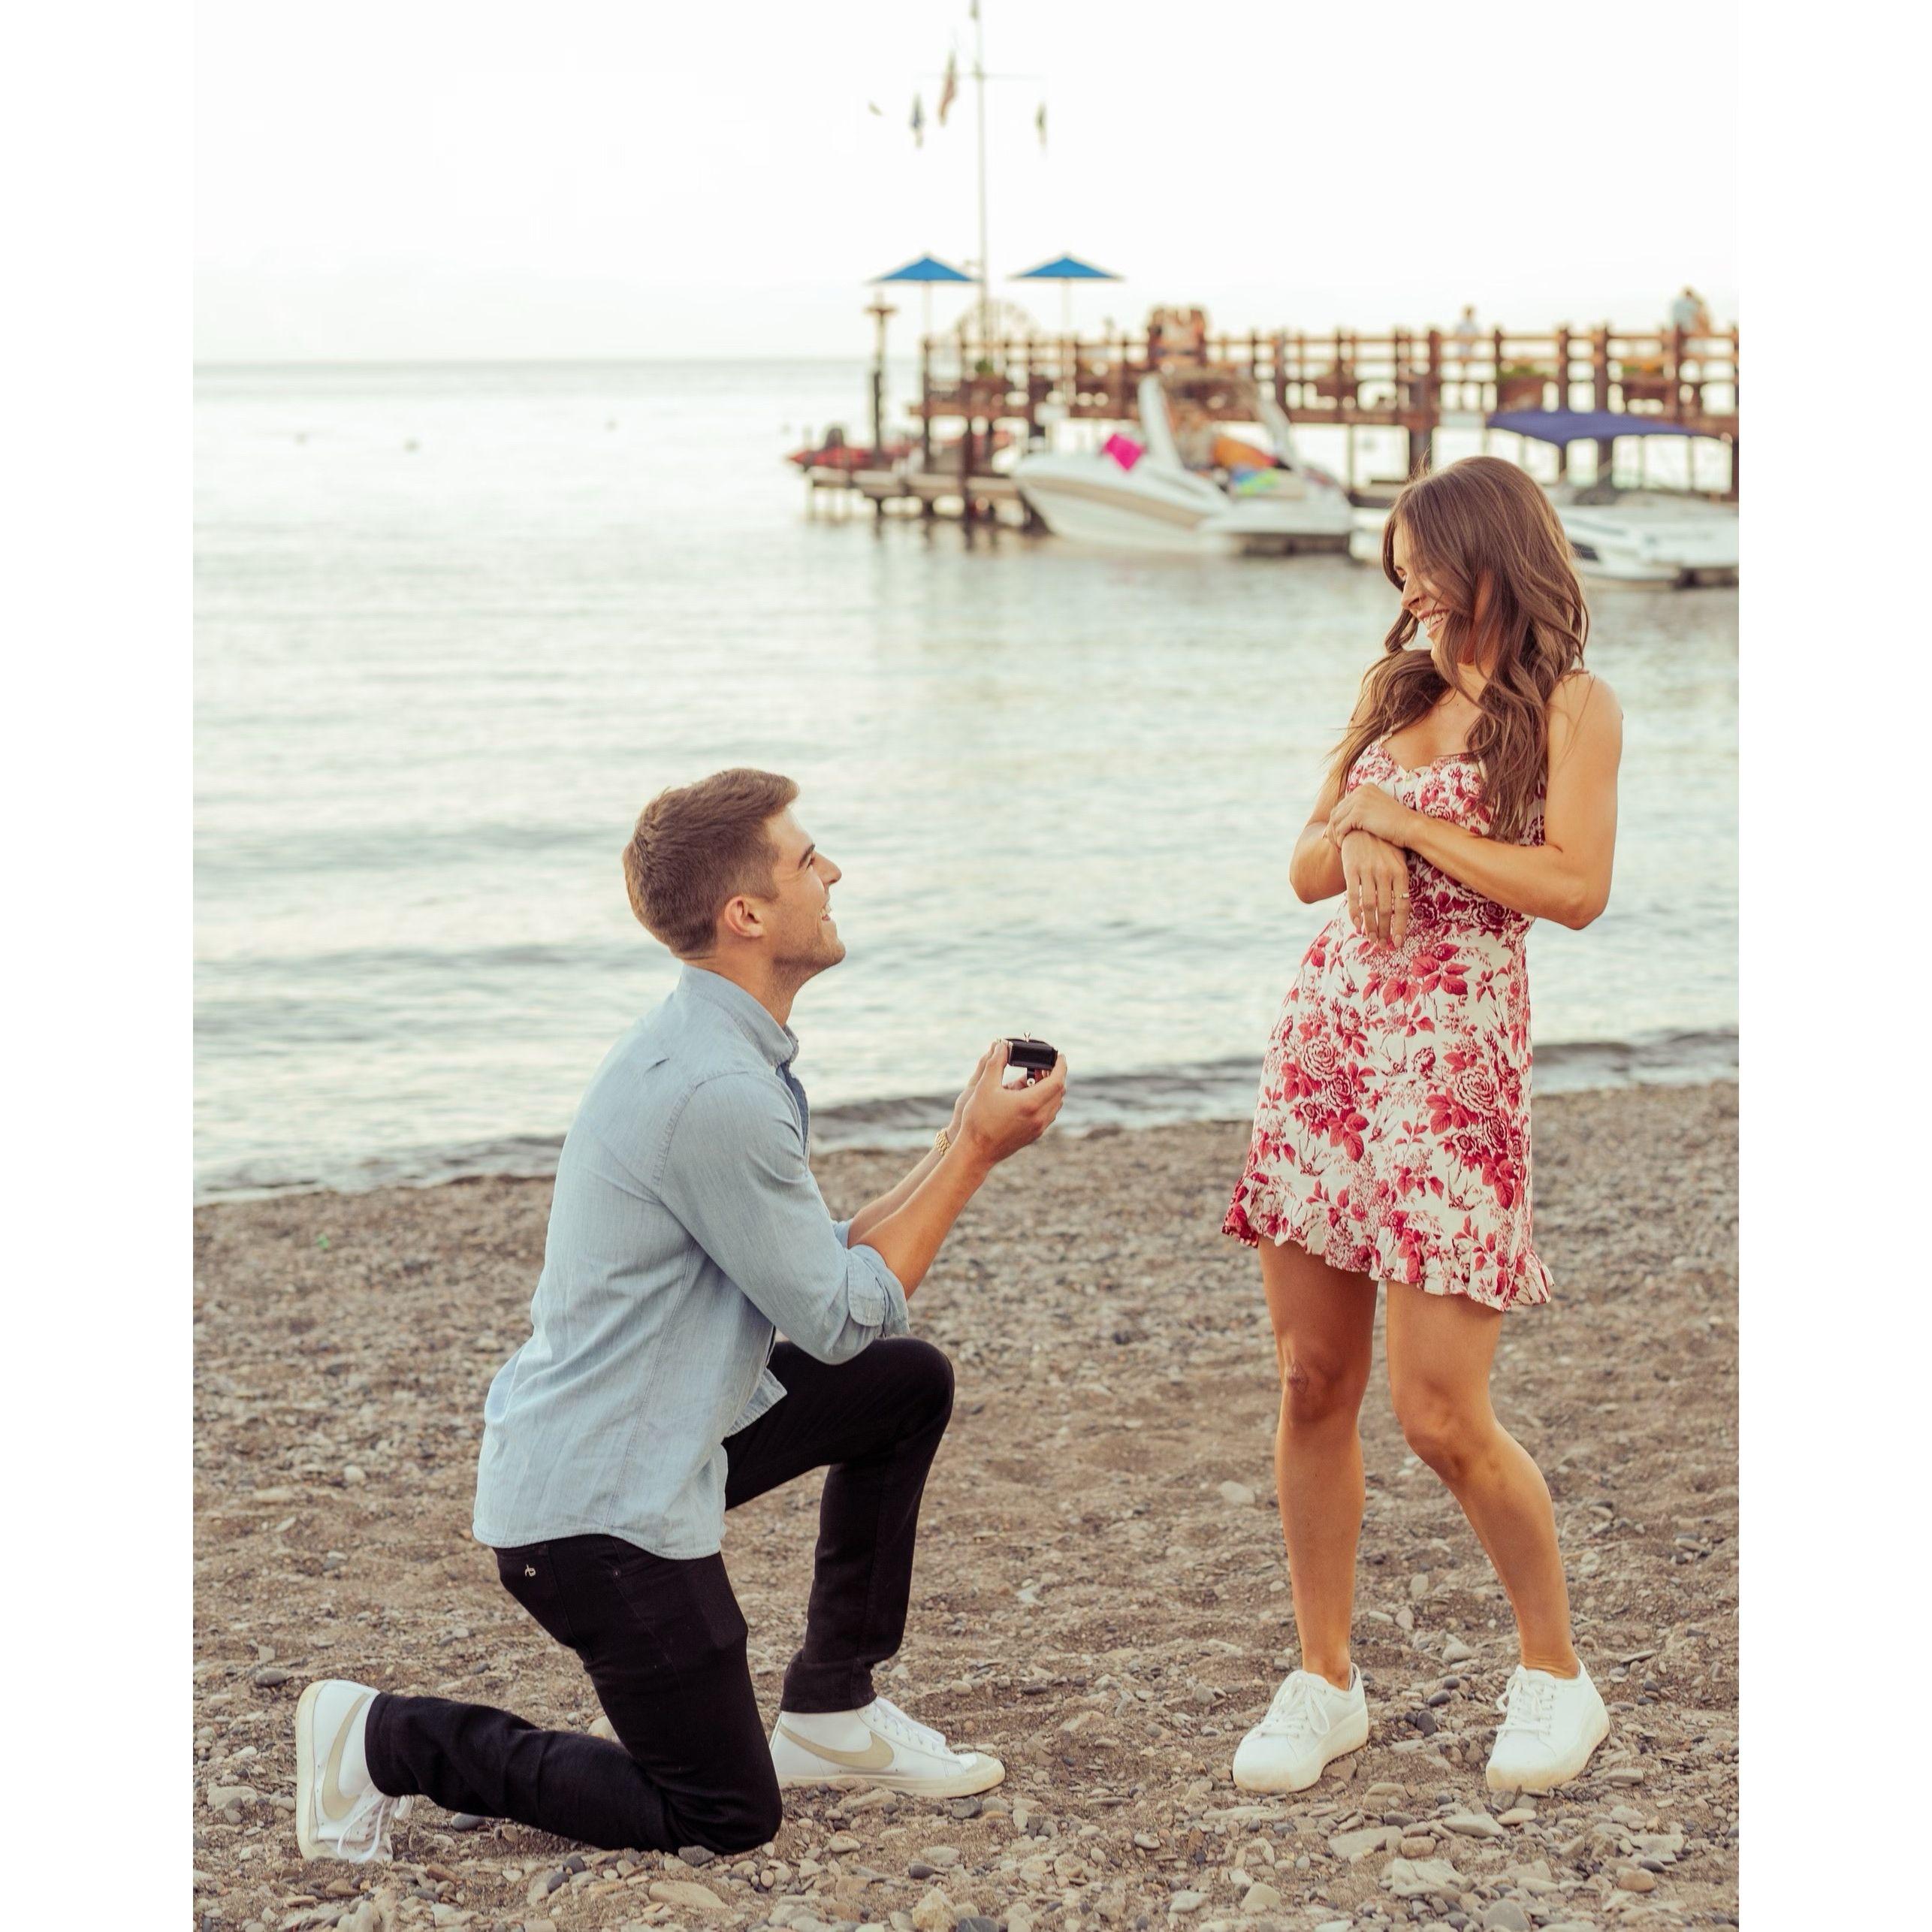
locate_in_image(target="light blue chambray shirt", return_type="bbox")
[472,964,910,1559]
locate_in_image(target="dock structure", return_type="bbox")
[808,317,1739,524]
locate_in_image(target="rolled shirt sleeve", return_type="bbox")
[658,1072,909,1361]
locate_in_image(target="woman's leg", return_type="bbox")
[1382,1284,1579,1675]
[1259,1239,1378,1687]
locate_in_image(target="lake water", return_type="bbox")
[195,359,1736,1198]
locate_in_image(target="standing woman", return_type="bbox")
[1222,456,1623,1797]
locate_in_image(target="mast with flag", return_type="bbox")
[971,1,989,350]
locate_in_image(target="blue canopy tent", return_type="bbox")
[1487,409,1725,492]
[1486,409,1697,443]
[1012,252,1121,334]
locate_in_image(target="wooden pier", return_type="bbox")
[804,315,1739,523]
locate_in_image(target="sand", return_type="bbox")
[193,1082,1737,1932]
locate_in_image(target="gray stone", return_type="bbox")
[1481,1906,1532,1932]
[1239,1883,1282,1915]
[910,1888,956,1932]
[648,1880,731,1913]
[678,1843,717,1866]
[1169,1894,1205,1915]
[919,1846,962,1869]
[1441,1813,1505,1841]
[1441,1638,1476,1665]
[1218,1482,1257,1508]
[957,1919,1000,1932]
[1381,1856,1465,1900]
[1331,1827,1399,1861]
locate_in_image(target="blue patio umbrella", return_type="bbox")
[1012,253,1122,332]
[871,254,975,340]
[871,253,976,285]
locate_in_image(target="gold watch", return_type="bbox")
[934,1126,951,1155]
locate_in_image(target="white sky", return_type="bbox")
[195,0,1737,363]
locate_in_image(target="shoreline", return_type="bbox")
[194,1081,1737,1928]
[194,1028,1738,1205]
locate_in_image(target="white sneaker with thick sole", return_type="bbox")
[768,1695,1004,1798]
[294,1679,413,1863]
[1484,1662,1611,1792]
[1231,1666,1370,1794]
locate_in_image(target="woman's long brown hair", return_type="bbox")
[1328,456,1589,842]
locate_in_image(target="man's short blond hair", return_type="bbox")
[620,768,799,958]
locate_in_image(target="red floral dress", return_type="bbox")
[1223,739,1553,1310]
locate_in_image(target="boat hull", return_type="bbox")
[1016,454,1353,556]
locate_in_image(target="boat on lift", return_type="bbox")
[1495,409,1737,587]
[1014,374,1355,556]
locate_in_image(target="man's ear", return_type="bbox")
[718,894,763,943]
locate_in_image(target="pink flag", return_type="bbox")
[1103,433,1144,471]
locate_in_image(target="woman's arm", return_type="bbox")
[1324,675,1623,929]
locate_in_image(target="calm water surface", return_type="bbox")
[195,361,1736,1197]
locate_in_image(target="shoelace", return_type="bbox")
[321,1786,413,1864]
[1257,1672,1336,1743]
[1494,1667,1557,1740]
[867,1695,960,1761]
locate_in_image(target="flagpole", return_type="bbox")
[973,1,989,355]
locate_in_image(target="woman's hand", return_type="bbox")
[1326,781,1417,850]
[1339,831,1413,949]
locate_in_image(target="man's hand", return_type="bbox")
[1340,830,1412,949]
[960,1041,1067,1164]
[948,1040,1002,1138]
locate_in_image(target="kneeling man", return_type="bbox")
[294,768,1065,1863]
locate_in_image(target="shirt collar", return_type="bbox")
[676,964,799,1070]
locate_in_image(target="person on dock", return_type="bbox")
[1670,285,1710,337]
[291,768,1067,1864]
[1221,457,1623,1799]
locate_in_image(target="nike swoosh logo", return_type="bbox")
[775,1722,895,1770]
[320,1692,373,1823]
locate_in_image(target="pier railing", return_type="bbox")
[912,323,1738,494]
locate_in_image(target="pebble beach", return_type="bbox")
[193,1080,1737,1932]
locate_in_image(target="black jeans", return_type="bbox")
[362,1335,954,1853]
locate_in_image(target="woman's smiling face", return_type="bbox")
[1389,518,1456,643]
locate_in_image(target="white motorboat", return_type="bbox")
[1484,409,1738,587]
[1550,485,1737,587]
[1350,483,1738,589]
[1015,375,1355,556]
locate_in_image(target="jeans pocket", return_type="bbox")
[497,1541,578,1648]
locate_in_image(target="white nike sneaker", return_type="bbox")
[768,1695,1004,1798]
[1231,1666,1370,1794]
[1484,1662,1610,1793]
[295,1679,413,1863]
